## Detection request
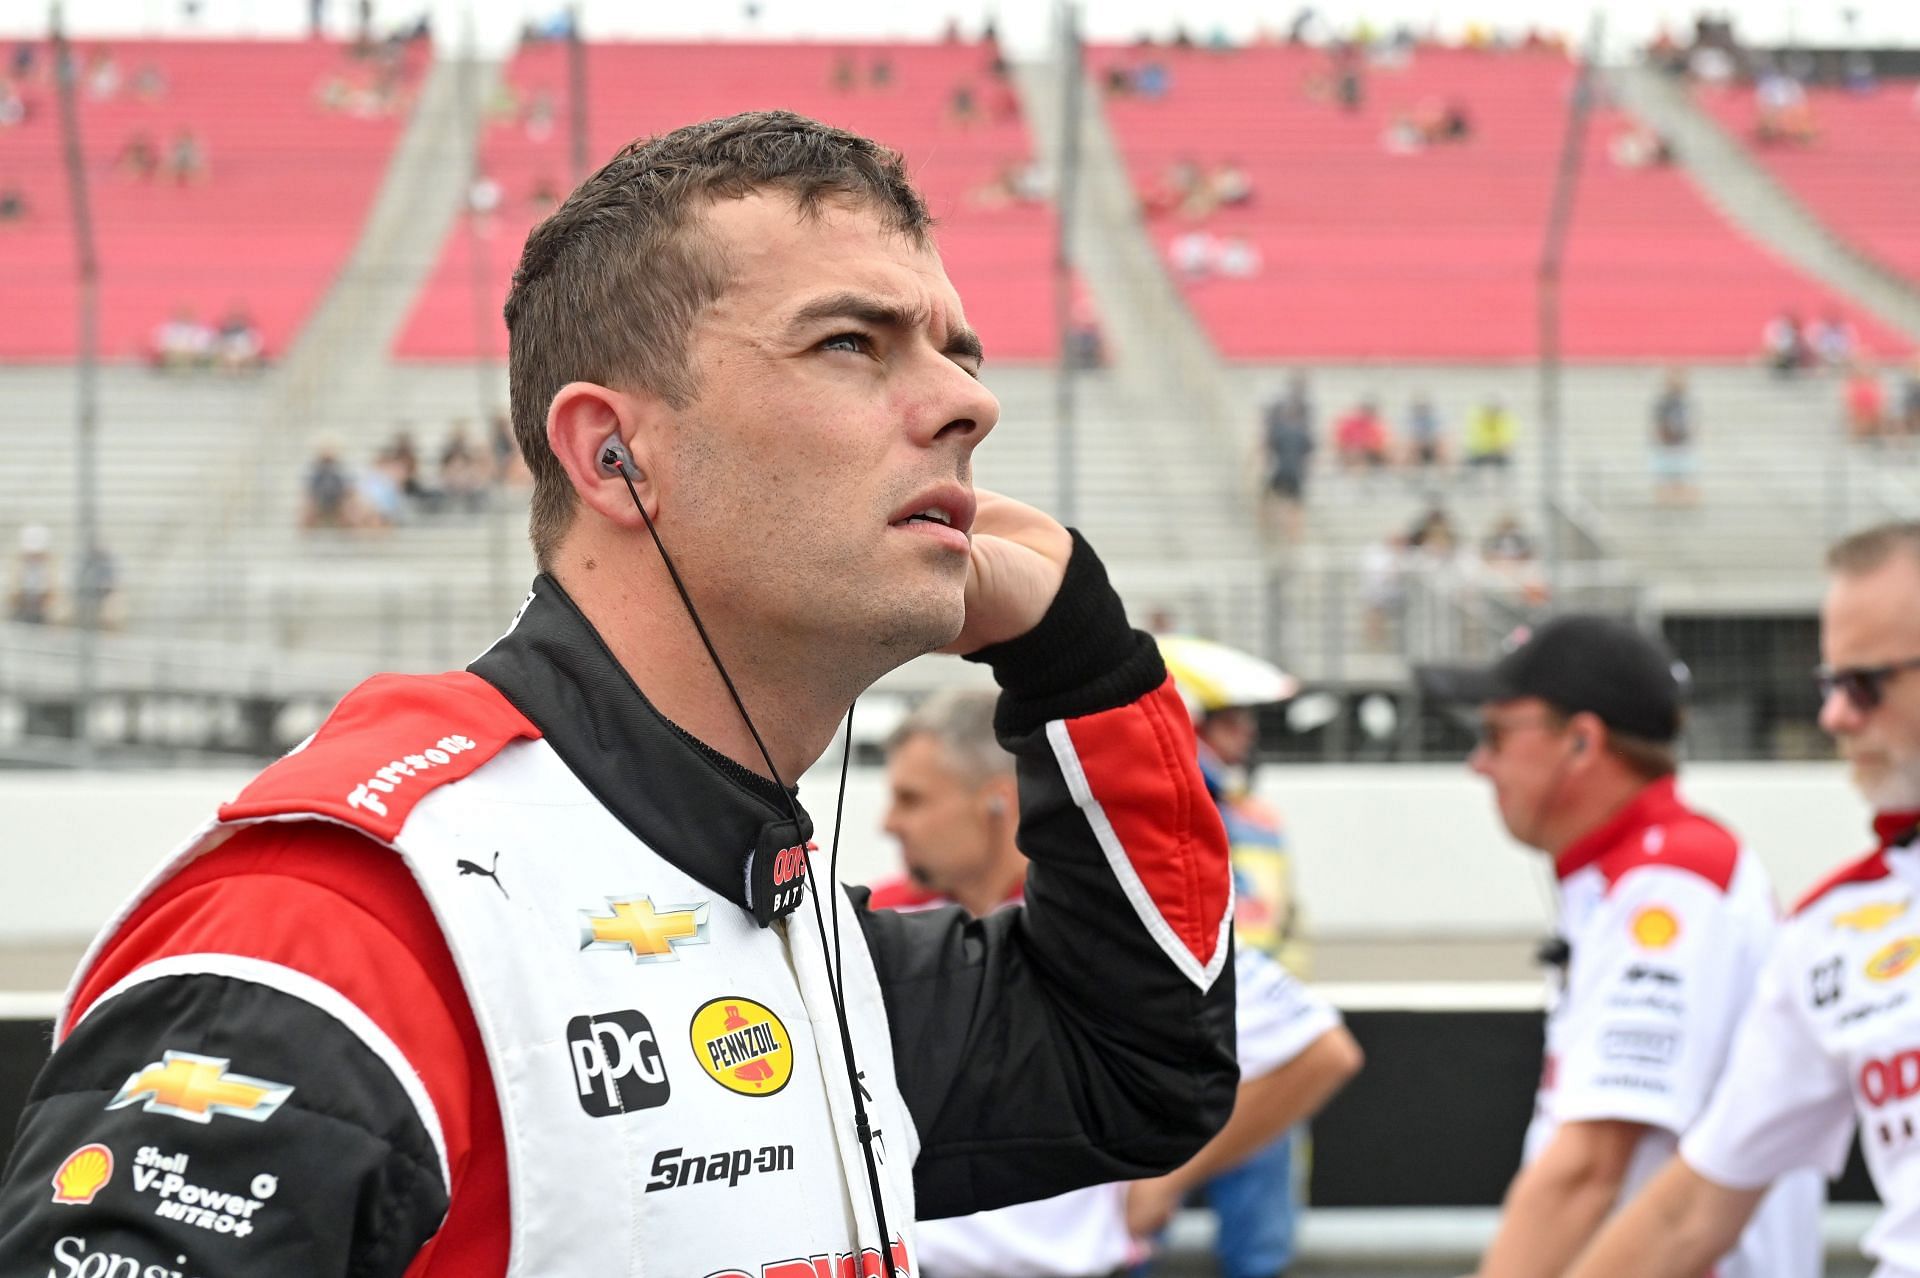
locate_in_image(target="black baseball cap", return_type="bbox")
[1416,615,1686,743]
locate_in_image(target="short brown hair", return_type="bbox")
[503,110,933,567]
[1828,521,1920,576]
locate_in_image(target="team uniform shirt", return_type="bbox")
[880,875,1339,1278]
[0,537,1242,1278]
[1684,816,1920,1278]
[1526,777,1824,1278]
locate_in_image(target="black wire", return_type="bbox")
[613,460,898,1270]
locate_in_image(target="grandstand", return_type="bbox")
[394,38,1064,361]
[1695,75,1920,288]
[1086,42,1905,361]
[0,37,427,361]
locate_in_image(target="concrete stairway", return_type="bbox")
[1608,64,1920,344]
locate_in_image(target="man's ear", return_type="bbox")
[546,381,663,527]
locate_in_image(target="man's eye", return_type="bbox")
[822,332,871,355]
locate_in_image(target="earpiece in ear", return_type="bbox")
[598,436,636,478]
[986,797,1008,817]
[1570,735,1587,755]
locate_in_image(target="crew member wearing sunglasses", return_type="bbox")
[1571,521,1920,1278]
[1419,616,1821,1278]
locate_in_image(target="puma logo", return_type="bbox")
[457,851,508,899]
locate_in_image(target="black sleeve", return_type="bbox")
[857,531,1240,1219]
[0,973,447,1277]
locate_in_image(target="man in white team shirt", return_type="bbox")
[1421,615,1823,1278]
[871,688,1362,1278]
[1571,522,1920,1278]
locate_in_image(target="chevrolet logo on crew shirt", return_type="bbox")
[106,1051,294,1124]
[580,896,711,963]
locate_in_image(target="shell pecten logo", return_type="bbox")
[1866,935,1920,983]
[1630,906,1681,950]
[50,1143,113,1205]
[690,997,792,1097]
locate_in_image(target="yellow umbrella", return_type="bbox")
[1156,635,1300,716]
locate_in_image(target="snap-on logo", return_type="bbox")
[346,735,478,817]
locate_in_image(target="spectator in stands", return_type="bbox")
[8,524,54,625]
[488,411,528,486]
[150,306,213,371]
[356,450,406,530]
[1215,235,1262,279]
[868,55,893,89]
[1406,394,1445,472]
[1464,398,1518,476]
[1262,375,1316,540]
[1611,122,1675,168]
[829,52,856,92]
[1408,505,1461,560]
[1144,157,1204,218]
[524,89,556,143]
[1812,310,1858,369]
[301,441,354,530]
[1483,514,1536,564]
[441,421,490,512]
[0,184,26,224]
[214,305,265,373]
[116,131,160,181]
[1846,361,1887,442]
[1763,309,1809,376]
[385,428,435,511]
[1170,229,1217,279]
[1334,399,1391,472]
[1211,160,1254,208]
[1755,67,1815,144]
[969,160,1045,209]
[1843,51,1877,95]
[85,48,120,100]
[167,128,207,185]
[76,541,120,630]
[0,79,27,129]
[132,63,167,101]
[1134,58,1170,101]
[1903,355,1920,437]
[1651,369,1699,506]
[947,82,977,126]
[1360,532,1409,650]
[1334,45,1364,111]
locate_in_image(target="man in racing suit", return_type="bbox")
[1570,521,1920,1278]
[0,111,1239,1278]
[1422,615,1821,1278]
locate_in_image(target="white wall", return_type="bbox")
[0,761,1874,945]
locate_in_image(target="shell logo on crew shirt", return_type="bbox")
[105,1051,293,1125]
[1837,900,1911,934]
[690,997,793,1097]
[49,1144,113,1205]
[1866,936,1920,983]
[1630,906,1681,950]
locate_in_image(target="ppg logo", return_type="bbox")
[566,1010,670,1117]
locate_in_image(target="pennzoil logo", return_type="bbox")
[1630,906,1681,951]
[690,997,792,1097]
[1837,900,1911,934]
[50,1144,113,1205]
[106,1051,293,1125]
[580,895,710,964]
[1866,936,1920,983]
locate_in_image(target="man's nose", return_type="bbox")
[1819,686,1862,737]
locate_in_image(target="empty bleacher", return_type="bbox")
[1086,42,1904,361]
[0,37,424,361]
[1694,77,1920,289]
[393,39,1063,362]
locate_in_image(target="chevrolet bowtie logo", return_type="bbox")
[580,896,711,963]
[106,1051,293,1125]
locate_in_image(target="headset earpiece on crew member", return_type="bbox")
[598,436,637,479]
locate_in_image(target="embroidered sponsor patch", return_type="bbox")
[1836,900,1911,933]
[566,1010,670,1116]
[690,997,793,1097]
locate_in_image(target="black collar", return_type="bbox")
[469,573,811,926]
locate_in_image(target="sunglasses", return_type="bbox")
[1815,656,1920,712]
